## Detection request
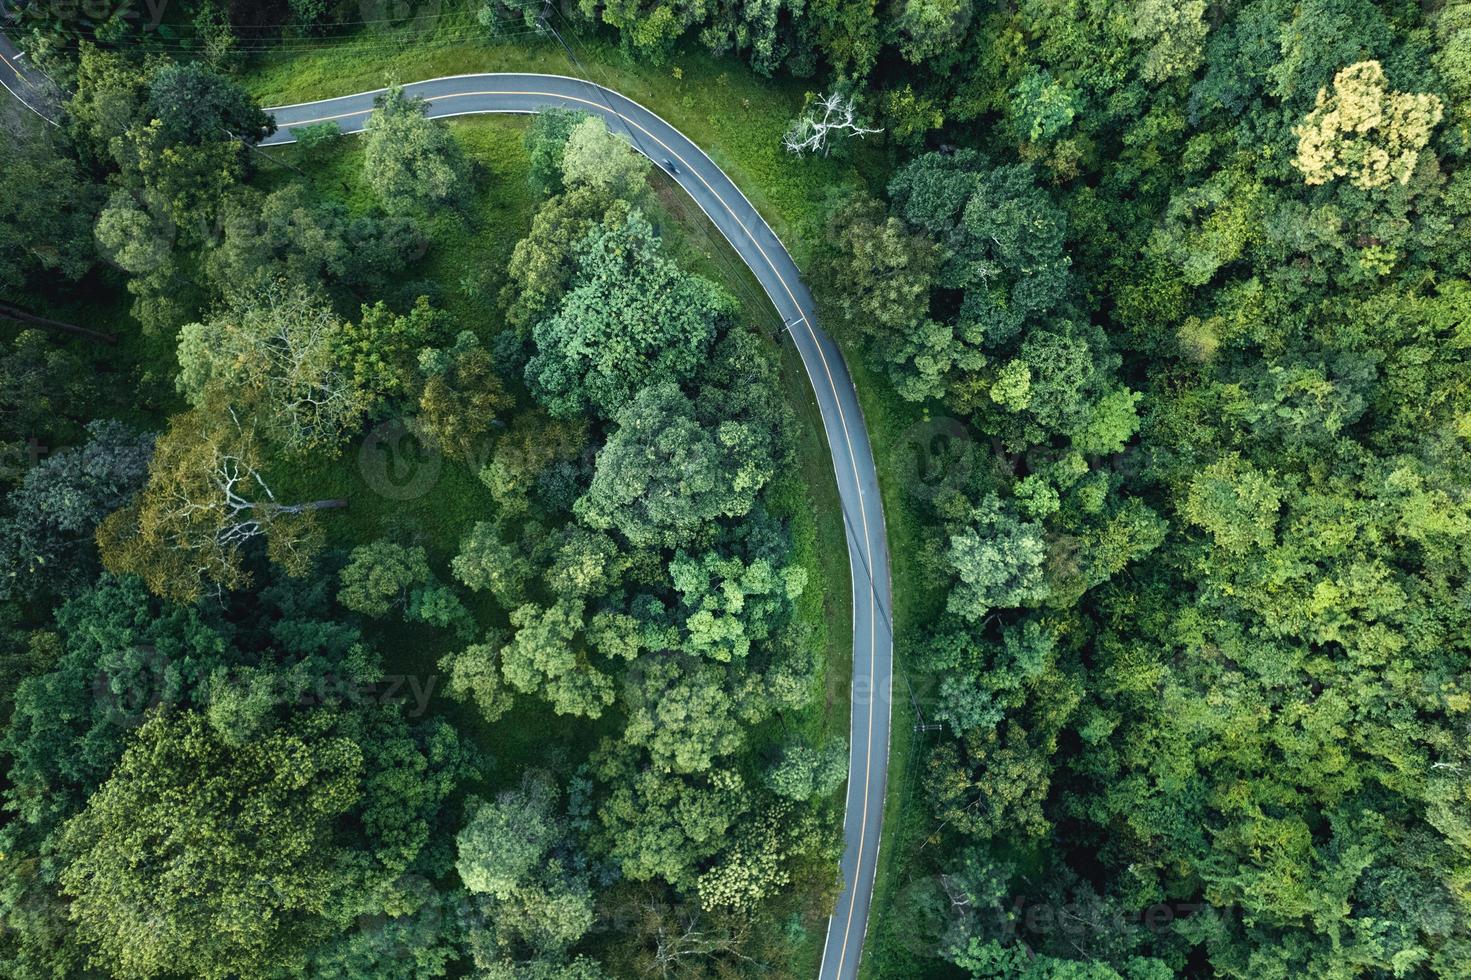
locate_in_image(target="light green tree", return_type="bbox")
[1129,0,1208,83]
[504,193,629,331]
[415,331,513,463]
[593,745,748,887]
[94,191,170,275]
[1181,454,1283,555]
[58,712,363,980]
[669,547,806,662]
[1293,61,1443,190]
[623,658,745,773]
[457,774,562,900]
[526,211,733,419]
[363,86,467,213]
[440,638,515,724]
[453,520,536,607]
[524,107,586,196]
[501,601,615,718]
[765,740,848,801]
[575,383,775,548]
[943,495,1049,621]
[697,803,827,913]
[821,191,938,339]
[457,772,599,970]
[893,0,972,64]
[338,540,432,617]
[560,116,650,199]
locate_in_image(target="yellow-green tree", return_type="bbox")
[1293,60,1443,190]
[97,414,342,603]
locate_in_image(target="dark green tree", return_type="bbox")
[526,211,733,419]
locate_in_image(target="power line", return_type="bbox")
[69,30,531,54]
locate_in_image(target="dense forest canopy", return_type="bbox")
[811,2,1471,978]
[2,0,1471,978]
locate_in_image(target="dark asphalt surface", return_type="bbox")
[268,77,896,980]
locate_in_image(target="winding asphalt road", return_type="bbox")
[0,61,895,978]
[266,76,898,979]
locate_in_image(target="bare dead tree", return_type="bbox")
[98,413,345,603]
[605,886,763,980]
[938,873,975,915]
[646,898,760,979]
[160,431,343,557]
[782,92,883,157]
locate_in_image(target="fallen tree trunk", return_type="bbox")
[272,499,350,514]
[0,302,118,345]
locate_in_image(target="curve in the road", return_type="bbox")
[271,75,896,980]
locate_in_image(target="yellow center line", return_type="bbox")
[280,84,886,978]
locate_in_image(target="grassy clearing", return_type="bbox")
[243,116,614,791]
[263,116,535,567]
[263,115,588,786]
